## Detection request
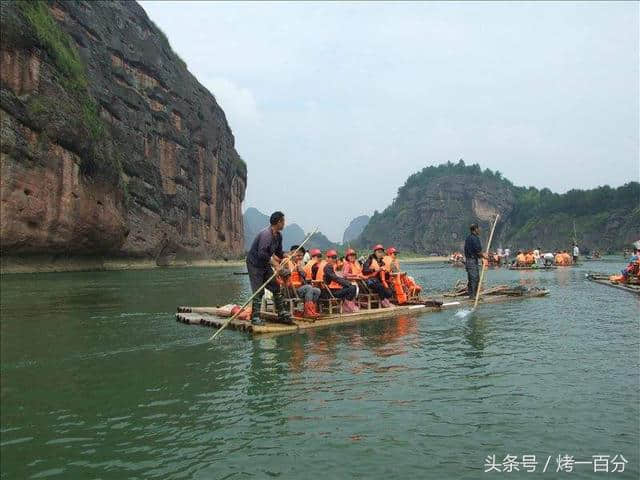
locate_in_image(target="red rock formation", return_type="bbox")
[1,1,246,271]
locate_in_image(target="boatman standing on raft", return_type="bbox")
[464,223,486,299]
[246,211,294,326]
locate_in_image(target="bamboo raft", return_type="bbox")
[586,273,640,295]
[176,288,550,336]
[508,265,557,270]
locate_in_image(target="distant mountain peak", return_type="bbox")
[343,215,370,244]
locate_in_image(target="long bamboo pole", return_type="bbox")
[473,214,500,310]
[209,227,318,341]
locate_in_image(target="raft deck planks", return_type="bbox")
[177,290,550,336]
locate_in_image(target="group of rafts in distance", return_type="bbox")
[176,244,551,335]
[449,247,580,269]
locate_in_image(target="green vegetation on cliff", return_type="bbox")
[357,160,638,253]
[8,0,118,180]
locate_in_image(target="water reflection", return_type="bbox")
[462,315,489,357]
[280,316,421,375]
[1,259,637,480]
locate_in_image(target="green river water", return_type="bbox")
[1,258,638,479]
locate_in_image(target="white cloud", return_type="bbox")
[205,77,262,129]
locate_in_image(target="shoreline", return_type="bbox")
[399,256,448,263]
[0,256,245,275]
[0,255,449,275]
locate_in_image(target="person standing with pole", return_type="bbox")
[464,223,486,299]
[246,211,294,326]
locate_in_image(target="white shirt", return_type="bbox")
[544,252,554,260]
[505,249,511,256]
[573,246,579,256]
[533,249,540,259]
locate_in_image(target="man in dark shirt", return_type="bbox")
[246,211,293,326]
[464,223,486,298]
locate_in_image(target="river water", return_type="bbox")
[1,258,638,479]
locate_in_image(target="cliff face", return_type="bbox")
[358,174,514,253]
[1,1,246,269]
[342,215,369,245]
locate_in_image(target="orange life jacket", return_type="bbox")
[402,274,421,294]
[516,253,526,265]
[304,259,318,280]
[391,274,407,304]
[277,258,300,289]
[315,260,342,289]
[343,260,362,277]
[382,255,398,272]
[283,258,303,288]
[314,260,327,281]
[364,257,383,279]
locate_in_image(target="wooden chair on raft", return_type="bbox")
[355,279,380,310]
[265,284,304,318]
[315,281,343,315]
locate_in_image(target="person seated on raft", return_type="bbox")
[555,250,571,266]
[542,251,555,266]
[342,248,364,280]
[524,250,535,266]
[315,249,360,313]
[362,244,394,308]
[533,247,542,266]
[515,250,527,267]
[383,247,422,302]
[383,247,401,273]
[281,246,320,319]
[450,251,464,263]
[304,248,323,281]
[611,247,640,284]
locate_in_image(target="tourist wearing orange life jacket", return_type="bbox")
[554,250,570,266]
[382,247,409,304]
[342,248,364,280]
[515,251,527,266]
[304,249,322,281]
[362,244,393,308]
[524,251,535,265]
[281,245,320,319]
[316,249,359,313]
[386,246,422,297]
[383,247,400,273]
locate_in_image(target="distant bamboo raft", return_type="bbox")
[176,288,550,337]
[508,265,557,270]
[586,273,640,295]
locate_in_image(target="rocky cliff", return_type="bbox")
[342,215,369,245]
[358,166,514,253]
[1,0,246,271]
[357,162,638,254]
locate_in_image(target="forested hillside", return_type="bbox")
[357,161,638,253]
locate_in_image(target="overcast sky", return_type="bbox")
[141,1,639,241]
